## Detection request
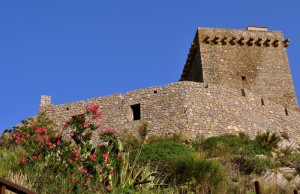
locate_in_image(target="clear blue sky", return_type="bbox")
[1,1,299,133]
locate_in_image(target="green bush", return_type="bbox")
[233,156,275,175]
[136,140,194,162]
[174,157,227,193]
[132,140,194,181]
[201,134,267,158]
[255,131,281,152]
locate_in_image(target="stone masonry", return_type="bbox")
[38,26,300,141]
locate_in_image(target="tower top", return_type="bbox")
[180,26,297,109]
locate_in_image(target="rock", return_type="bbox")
[289,174,300,188]
[255,154,267,159]
[278,138,299,151]
[256,171,289,189]
[278,167,296,177]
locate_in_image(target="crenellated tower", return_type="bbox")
[180,26,298,110]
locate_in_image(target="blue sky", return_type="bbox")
[0,1,299,133]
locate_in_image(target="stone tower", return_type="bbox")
[180,26,298,109]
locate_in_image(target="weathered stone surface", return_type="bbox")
[256,171,289,190]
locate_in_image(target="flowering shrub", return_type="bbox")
[11,104,123,193]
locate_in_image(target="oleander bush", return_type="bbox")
[1,104,166,193]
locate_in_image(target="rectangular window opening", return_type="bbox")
[131,104,141,120]
[241,76,246,81]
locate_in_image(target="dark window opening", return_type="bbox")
[261,98,265,106]
[241,76,246,81]
[131,104,141,120]
[154,90,157,94]
[241,89,246,97]
[285,108,289,116]
[66,108,69,111]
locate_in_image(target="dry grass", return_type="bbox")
[5,171,35,193]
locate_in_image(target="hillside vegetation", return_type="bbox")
[1,105,300,193]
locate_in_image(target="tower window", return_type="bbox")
[241,76,246,81]
[285,108,289,116]
[241,89,246,97]
[261,98,265,106]
[131,104,141,120]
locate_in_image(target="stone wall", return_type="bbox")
[39,81,300,142]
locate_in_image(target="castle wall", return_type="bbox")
[39,81,300,142]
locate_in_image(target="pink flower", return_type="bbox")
[49,145,54,149]
[67,158,73,163]
[35,127,47,134]
[106,185,112,190]
[83,120,92,128]
[15,139,22,144]
[101,128,115,135]
[81,168,88,173]
[102,153,109,159]
[32,155,38,160]
[13,132,21,140]
[90,153,97,161]
[72,149,79,156]
[57,140,61,145]
[85,104,99,113]
[38,136,44,143]
[93,113,102,119]
[23,132,30,137]
[19,157,27,164]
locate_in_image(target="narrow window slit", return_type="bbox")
[285,108,289,116]
[154,90,157,94]
[241,89,246,97]
[261,98,265,106]
[131,104,141,120]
